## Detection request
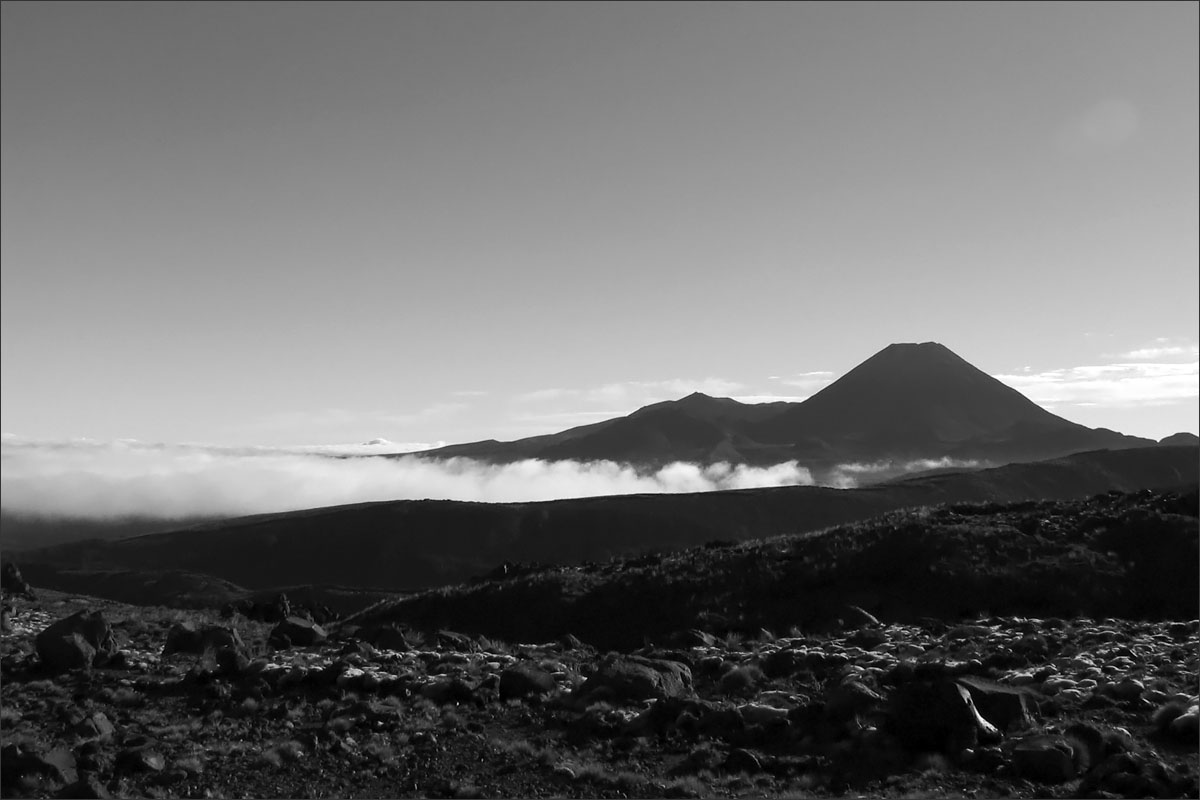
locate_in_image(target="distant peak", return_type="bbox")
[881,341,950,352]
[682,391,715,401]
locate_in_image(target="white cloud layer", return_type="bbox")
[827,457,986,489]
[993,361,1199,408]
[0,437,816,521]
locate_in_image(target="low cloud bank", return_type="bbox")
[828,456,986,488]
[0,437,815,520]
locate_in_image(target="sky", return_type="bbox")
[3,1,1198,456]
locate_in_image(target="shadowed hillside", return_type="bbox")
[346,487,1200,650]
[12,446,1197,603]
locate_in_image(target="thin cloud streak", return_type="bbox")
[1116,345,1199,361]
[993,361,1199,408]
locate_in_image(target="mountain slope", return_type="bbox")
[347,486,1199,649]
[14,446,1197,601]
[409,343,1153,471]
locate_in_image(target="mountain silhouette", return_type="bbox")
[411,342,1154,478]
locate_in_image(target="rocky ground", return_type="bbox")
[1,490,1198,799]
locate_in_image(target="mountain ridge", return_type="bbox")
[406,342,1156,475]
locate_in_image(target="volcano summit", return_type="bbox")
[410,342,1157,479]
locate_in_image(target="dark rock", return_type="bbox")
[499,664,556,700]
[955,675,1036,732]
[1082,693,1118,710]
[37,632,96,673]
[1,744,77,791]
[73,712,116,743]
[558,633,590,651]
[684,629,719,647]
[228,594,291,623]
[56,774,111,798]
[215,646,249,675]
[724,748,762,774]
[2,562,35,599]
[1011,734,1077,783]
[825,679,884,723]
[1,604,12,634]
[36,611,118,672]
[578,655,692,702]
[1167,621,1192,640]
[700,705,746,740]
[420,677,477,705]
[1063,722,1105,773]
[339,639,377,657]
[763,647,805,679]
[269,616,327,648]
[847,628,888,649]
[435,630,475,650]
[115,746,166,773]
[162,622,247,657]
[886,679,999,754]
[369,626,411,652]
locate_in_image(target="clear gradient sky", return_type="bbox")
[3,1,1197,448]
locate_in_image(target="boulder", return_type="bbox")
[825,678,884,723]
[847,628,888,649]
[578,655,692,703]
[73,712,116,743]
[762,647,806,678]
[1012,734,1078,783]
[1170,706,1199,740]
[37,633,95,672]
[162,622,246,657]
[419,677,477,705]
[35,611,117,673]
[56,774,111,798]
[115,746,165,773]
[1,562,35,599]
[435,630,475,651]
[0,744,77,792]
[269,616,327,648]
[886,679,999,754]
[955,675,1036,732]
[499,664,556,700]
[368,625,411,652]
[723,748,762,774]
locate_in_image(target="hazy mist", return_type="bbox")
[1,438,816,520]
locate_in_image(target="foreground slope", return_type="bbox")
[3,490,1196,799]
[12,446,1198,604]
[347,487,1200,649]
